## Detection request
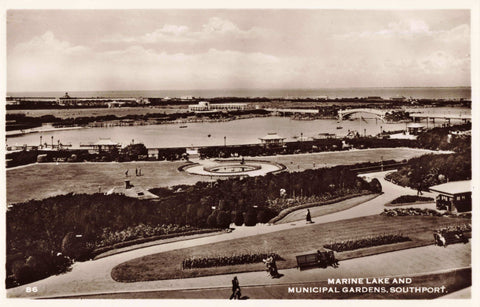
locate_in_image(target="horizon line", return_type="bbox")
[7,86,472,94]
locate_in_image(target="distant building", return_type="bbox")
[188,101,248,112]
[365,96,383,101]
[147,148,159,159]
[406,123,425,135]
[259,133,285,146]
[391,96,406,102]
[93,138,121,153]
[107,101,126,108]
[313,133,336,140]
[188,101,211,112]
[429,180,471,213]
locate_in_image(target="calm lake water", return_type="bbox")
[6,114,466,149]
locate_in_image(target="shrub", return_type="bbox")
[207,214,217,228]
[369,178,382,193]
[244,209,257,226]
[61,232,89,260]
[216,211,231,229]
[234,211,244,226]
[13,265,36,285]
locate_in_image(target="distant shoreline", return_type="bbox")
[6,86,472,100]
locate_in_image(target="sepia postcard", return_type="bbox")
[1,1,478,306]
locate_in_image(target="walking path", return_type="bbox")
[8,243,470,298]
[6,171,464,299]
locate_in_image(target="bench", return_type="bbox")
[296,250,338,270]
[434,231,469,247]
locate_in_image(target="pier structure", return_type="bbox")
[409,112,471,124]
[265,108,319,115]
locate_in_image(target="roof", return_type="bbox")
[259,133,286,141]
[429,180,471,195]
[106,186,159,200]
[407,123,425,128]
[94,138,118,146]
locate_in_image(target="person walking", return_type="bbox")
[306,209,312,223]
[229,276,241,299]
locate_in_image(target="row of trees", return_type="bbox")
[6,144,188,167]
[198,137,419,159]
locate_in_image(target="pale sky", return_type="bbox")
[7,10,471,92]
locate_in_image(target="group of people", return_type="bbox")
[124,167,142,177]
[317,250,339,268]
[262,254,280,278]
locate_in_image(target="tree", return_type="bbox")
[234,211,244,226]
[122,143,147,160]
[207,212,218,228]
[244,209,257,226]
[216,211,231,229]
[61,232,88,260]
[13,264,35,285]
[257,209,276,224]
[369,178,382,193]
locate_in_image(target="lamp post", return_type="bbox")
[224,136,226,147]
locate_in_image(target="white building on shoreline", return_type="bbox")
[188,101,248,112]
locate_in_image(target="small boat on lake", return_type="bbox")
[179,125,188,128]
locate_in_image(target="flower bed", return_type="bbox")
[94,224,215,249]
[381,207,443,217]
[324,234,410,252]
[390,195,433,204]
[435,223,471,236]
[182,252,280,269]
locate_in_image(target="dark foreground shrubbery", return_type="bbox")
[324,234,410,252]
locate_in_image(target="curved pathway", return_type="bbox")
[6,171,456,298]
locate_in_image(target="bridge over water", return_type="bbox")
[338,108,389,121]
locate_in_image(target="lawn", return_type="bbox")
[7,148,441,204]
[111,215,469,282]
[6,161,205,204]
